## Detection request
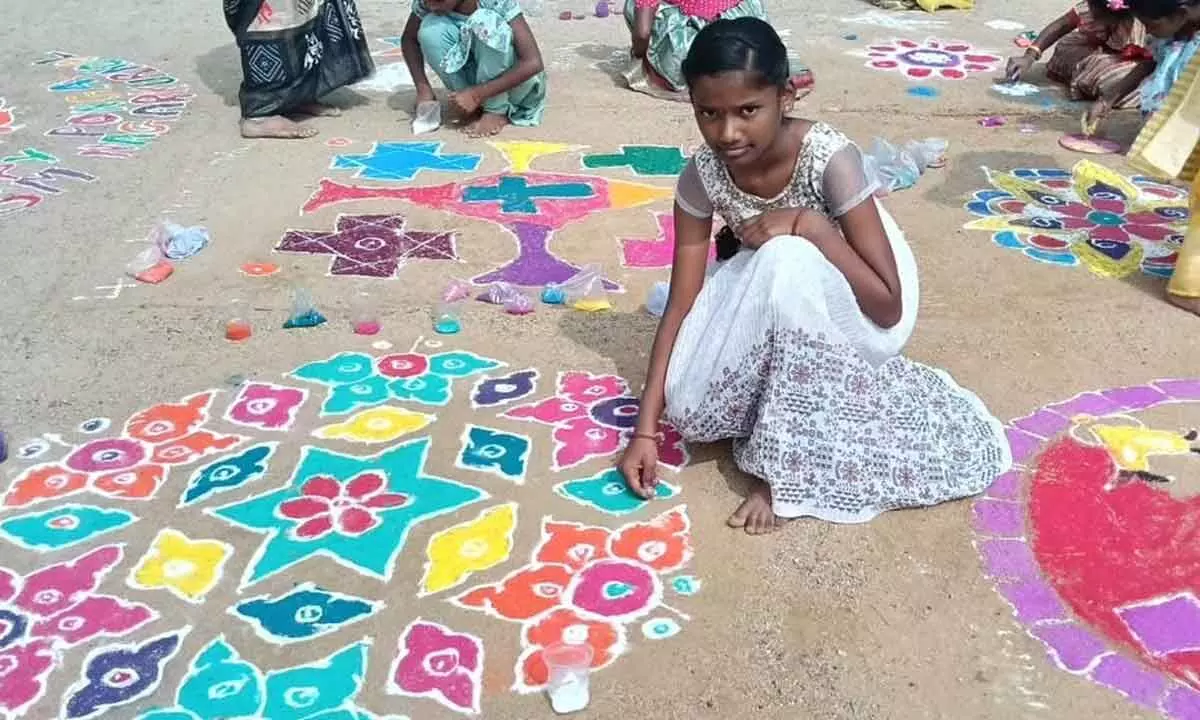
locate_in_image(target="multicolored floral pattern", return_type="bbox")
[388,620,484,715]
[3,342,704,717]
[964,162,1189,278]
[862,38,1002,80]
[0,546,157,719]
[290,351,505,415]
[502,371,689,472]
[453,508,697,693]
[3,392,245,509]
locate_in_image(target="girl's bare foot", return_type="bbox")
[1168,293,1200,316]
[727,479,784,535]
[294,102,342,117]
[239,116,319,139]
[464,112,509,137]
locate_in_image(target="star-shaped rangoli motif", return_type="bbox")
[276,213,459,278]
[331,141,482,182]
[207,440,487,590]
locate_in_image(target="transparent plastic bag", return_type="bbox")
[551,264,611,311]
[646,281,668,317]
[126,245,173,284]
[476,282,524,305]
[412,101,442,135]
[283,288,327,329]
[862,137,947,195]
[152,221,210,260]
[504,293,535,315]
[441,278,474,303]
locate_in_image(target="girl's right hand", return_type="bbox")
[619,437,659,499]
[416,85,436,104]
[1005,54,1034,81]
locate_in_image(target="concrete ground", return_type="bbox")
[1,0,1197,718]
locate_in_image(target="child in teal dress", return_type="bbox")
[401,0,546,136]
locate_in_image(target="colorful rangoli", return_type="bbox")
[974,379,1200,718]
[964,162,1189,279]
[0,342,699,718]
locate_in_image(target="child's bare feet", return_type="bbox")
[294,102,343,117]
[239,116,319,139]
[1168,293,1200,316]
[464,112,509,137]
[727,479,784,535]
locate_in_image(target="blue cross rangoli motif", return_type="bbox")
[462,176,594,214]
[331,142,482,182]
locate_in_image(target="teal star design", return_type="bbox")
[331,142,482,182]
[208,440,487,589]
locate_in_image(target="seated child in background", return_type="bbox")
[625,0,813,101]
[401,0,546,137]
[1127,0,1200,115]
[1006,0,1153,123]
[1127,0,1200,315]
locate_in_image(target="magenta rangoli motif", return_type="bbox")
[502,371,688,471]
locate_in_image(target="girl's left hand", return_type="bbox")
[738,209,803,249]
[449,88,482,116]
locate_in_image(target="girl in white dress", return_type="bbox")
[618,17,1012,533]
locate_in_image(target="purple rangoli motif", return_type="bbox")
[276,213,459,279]
[62,630,185,719]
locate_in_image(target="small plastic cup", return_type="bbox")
[544,642,593,715]
[225,319,252,342]
[433,302,462,335]
[351,298,381,336]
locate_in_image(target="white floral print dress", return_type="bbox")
[665,122,1012,523]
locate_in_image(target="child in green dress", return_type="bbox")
[400,0,546,136]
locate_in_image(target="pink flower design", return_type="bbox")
[503,372,690,471]
[389,620,483,714]
[866,38,1001,80]
[278,472,409,540]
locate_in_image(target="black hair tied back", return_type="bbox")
[681,17,790,89]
